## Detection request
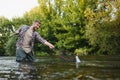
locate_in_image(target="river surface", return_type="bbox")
[0,56,120,80]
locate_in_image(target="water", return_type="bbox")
[0,56,120,80]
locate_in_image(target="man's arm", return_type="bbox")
[44,41,54,49]
[10,30,19,36]
[10,26,22,36]
[15,29,19,34]
[35,32,54,49]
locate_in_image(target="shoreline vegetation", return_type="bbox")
[0,0,120,56]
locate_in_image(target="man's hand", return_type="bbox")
[10,32,19,37]
[44,41,55,49]
[10,33,16,37]
[48,44,55,49]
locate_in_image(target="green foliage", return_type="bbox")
[74,47,89,56]
[36,0,89,53]
[35,51,50,56]
[0,17,13,56]
[0,36,6,55]
[84,0,120,55]
[1,0,120,56]
[5,35,18,56]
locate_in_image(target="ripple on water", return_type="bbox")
[0,56,120,80]
[0,59,19,71]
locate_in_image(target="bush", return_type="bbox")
[74,48,88,56]
[5,35,18,56]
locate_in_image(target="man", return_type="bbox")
[15,20,54,62]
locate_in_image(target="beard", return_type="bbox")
[33,27,37,31]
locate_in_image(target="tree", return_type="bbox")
[0,17,13,55]
[84,0,120,55]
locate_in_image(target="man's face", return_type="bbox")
[33,22,40,31]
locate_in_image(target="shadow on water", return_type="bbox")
[0,56,120,80]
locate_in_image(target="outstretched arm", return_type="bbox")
[10,26,22,36]
[44,41,54,49]
[35,32,55,49]
[10,30,19,36]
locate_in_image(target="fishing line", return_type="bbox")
[53,48,76,62]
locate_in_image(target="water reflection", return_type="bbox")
[16,62,37,80]
[0,56,120,80]
[75,55,81,69]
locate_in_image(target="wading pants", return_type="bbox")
[16,48,35,62]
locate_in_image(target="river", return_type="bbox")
[0,55,120,80]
